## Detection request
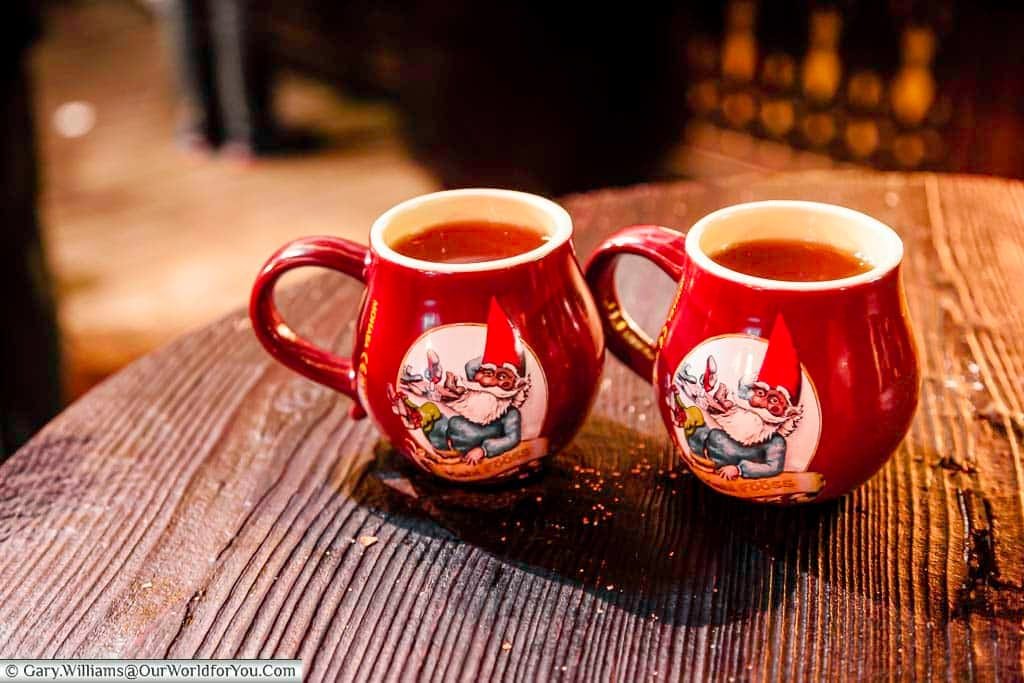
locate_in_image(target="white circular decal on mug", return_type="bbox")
[665,315,825,503]
[386,298,549,481]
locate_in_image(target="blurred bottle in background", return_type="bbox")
[839,0,900,165]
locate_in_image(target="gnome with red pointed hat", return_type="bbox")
[674,315,805,480]
[391,298,531,465]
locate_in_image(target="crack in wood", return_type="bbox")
[168,588,206,650]
[975,404,1024,439]
[954,488,1024,621]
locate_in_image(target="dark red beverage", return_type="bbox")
[391,221,549,264]
[710,239,872,282]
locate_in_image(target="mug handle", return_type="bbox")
[584,225,688,383]
[249,236,369,418]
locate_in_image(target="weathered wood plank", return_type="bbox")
[1,172,1023,680]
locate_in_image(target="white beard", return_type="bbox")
[447,380,527,425]
[710,398,802,446]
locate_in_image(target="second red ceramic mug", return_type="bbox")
[585,201,920,503]
[251,189,604,484]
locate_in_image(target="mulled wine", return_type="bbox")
[391,221,549,264]
[710,239,872,282]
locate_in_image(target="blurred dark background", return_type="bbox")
[3,0,1023,456]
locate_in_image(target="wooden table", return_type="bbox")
[2,172,1022,680]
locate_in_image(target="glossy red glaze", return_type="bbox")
[250,236,370,417]
[586,208,920,504]
[584,225,687,382]
[250,190,604,484]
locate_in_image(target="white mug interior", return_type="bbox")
[370,189,573,273]
[685,200,904,291]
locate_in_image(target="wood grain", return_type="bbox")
[2,172,1023,680]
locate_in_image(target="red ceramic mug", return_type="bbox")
[251,189,604,483]
[585,201,919,503]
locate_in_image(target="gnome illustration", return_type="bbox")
[674,314,805,480]
[390,298,531,465]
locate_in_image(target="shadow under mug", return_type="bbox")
[585,200,920,503]
[250,189,604,484]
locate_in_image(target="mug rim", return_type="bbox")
[370,188,573,273]
[685,200,905,292]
